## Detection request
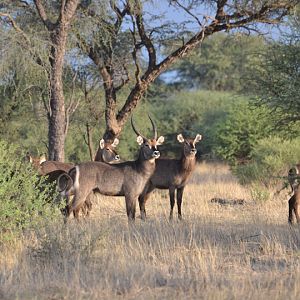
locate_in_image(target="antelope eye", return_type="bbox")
[106,148,110,151]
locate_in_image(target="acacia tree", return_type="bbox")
[246,38,300,133]
[33,0,81,161]
[1,0,299,161]
[0,0,81,161]
[77,0,298,158]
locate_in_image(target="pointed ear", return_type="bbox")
[25,152,32,163]
[194,134,202,144]
[177,134,185,143]
[99,139,105,149]
[39,154,46,164]
[111,138,119,148]
[136,135,144,145]
[156,136,165,146]
[27,154,33,163]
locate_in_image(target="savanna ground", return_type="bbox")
[1,162,300,300]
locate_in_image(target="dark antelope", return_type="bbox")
[288,164,300,224]
[94,138,120,163]
[57,138,120,216]
[138,133,202,220]
[64,116,164,221]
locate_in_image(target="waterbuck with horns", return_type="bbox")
[64,116,164,221]
[288,164,300,224]
[138,133,202,220]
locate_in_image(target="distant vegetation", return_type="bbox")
[1,31,300,183]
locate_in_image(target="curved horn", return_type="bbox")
[148,114,157,140]
[131,116,146,140]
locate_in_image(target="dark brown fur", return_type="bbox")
[138,133,202,220]
[64,118,164,222]
[57,139,120,217]
[288,164,300,224]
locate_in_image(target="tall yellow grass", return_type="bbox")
[1,162,299,300]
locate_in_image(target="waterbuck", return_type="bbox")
[138,133,202,220]
[94,138,120,163]
[64,116,164,221]
[27,140,120,216]
[288,164,300,224]
[57,138,121,216]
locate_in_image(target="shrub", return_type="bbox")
[234,137,300,186]
[0,140,60,241]
[213,100,273,164]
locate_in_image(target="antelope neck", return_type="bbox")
[180,153,196,172]
[136,153,156,176]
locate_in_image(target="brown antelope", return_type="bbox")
[94,138,120,163]
[288,164,300,224]
[56,138,121,216]
[27,140,120,216]
[26,152,74,182]
[64,116,164,221]
[138,133,202,220]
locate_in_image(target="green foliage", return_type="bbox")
[213,100,273,164]
[170,33,266,91]
[249,183,271,203]
[234,137,300,186]
[0,140,60,241]
[244,36,300,133]
[148,89,245,158]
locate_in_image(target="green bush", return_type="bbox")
[213,100,273,164]
[0,140,60,241]
[149,90,239,158]
[234,137,300,186]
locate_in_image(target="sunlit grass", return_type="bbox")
[1,162,299,299]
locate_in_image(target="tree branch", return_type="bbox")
[135,0,157,70]
[33,0,55,30]
[0,12,48,69]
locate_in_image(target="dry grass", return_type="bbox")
[1,162,300,300]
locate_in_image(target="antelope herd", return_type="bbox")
[27,116,300,225]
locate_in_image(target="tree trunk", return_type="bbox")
[48,26,68,161]
[33,0,80,162]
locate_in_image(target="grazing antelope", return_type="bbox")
[26,152,74,181]
[64,116,164,221]
[138,133,202,220]
[288,164,300,224]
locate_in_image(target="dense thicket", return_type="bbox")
[0,140,60,240]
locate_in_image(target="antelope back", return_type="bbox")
[40,161,74,176]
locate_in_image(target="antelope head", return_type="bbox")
[177,134,202,158]
[131,115,164,161]
[99,138,120,163]
[288,165,300,192]
[25,152,47,168]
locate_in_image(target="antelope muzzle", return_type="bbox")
[190,148,197,155]
[152,150,160,158]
